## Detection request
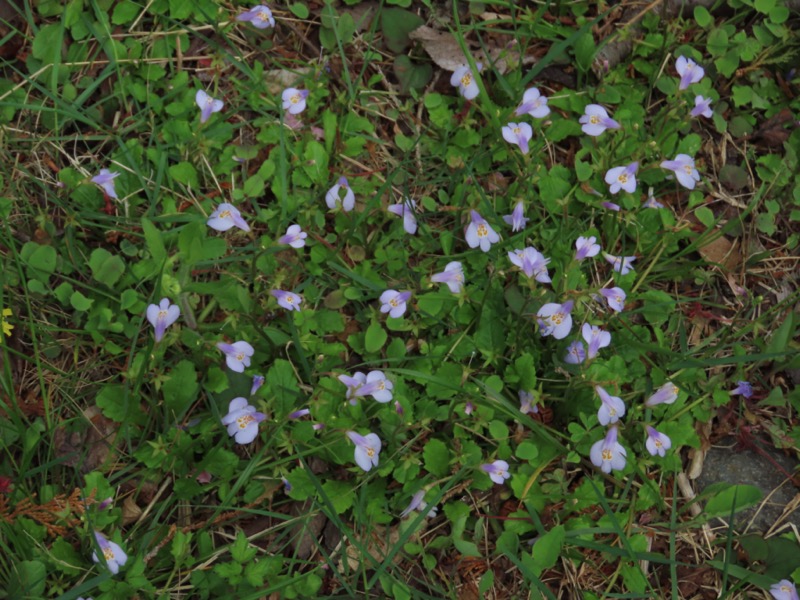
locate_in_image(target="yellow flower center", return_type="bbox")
[366,447,375,457]
[377,381,385,390]
[609,408,616,416]
[461,73,472,87]
[602,449,612,460]
[236,352,244,361]
[671,385,679,395]
[683,165,694,175]
[103,548,115,561]
[158,309,168,319]
[257,9,269,21]
[477,224,488,238]
[285,295,294,303]
[291,94,300,104]
[513,127,520,135]
[590,115,600,124]
[551,312,564,325]
[654,439,662,448]
[618,174,628,184]
[390,298,399,307]
[455,274,463,281]
[219,210,231,219]
[237,415,256,429]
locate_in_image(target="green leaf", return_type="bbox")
[516,441,539,461]
[112,0,140,24]
[766,312,795,355]
[423,438,450,477]
[514,353,537,390]
[162,360,199,417]
[230,530,258,563]
[142,217,167,264]
[381,8,424,53]
[302,141,329,185]
[289,3,309,18]
[321,480,354,513]
[32,24,62,63]
[8,561,46,598]
[704,484,762,516]
[89,248,126,288]
[573,32,595,72]
[528,525,565,576]
[22,243,57,281]
[70,291,94,311]
[694,206,715,229]
[694,6,712,27]
[364,321,387,353]
[169,161,200,188]
[393,56,432,94]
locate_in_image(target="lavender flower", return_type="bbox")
[602,201,621,211]
[536,300,574,339]
[645,381,679,407]
[502,201,528,232]
[465,210,500,252]
[770,580,800,600]
[282,87,308,115]
[400,490,438,518]
[589,425,627,473]
[645,426,672,457]
[431,261,465,294]
[380,290,411,319]
[388,197,417,234]
[605,162,639,195]
[346,431,381,472]
[481,460,511,485]
[660,154,700,190]
[355,370,393,403]
[582,323,611,359]
[217,341,255,373]
[515,87,550,118]
[207,203,250,232]
[730,381,753,398]
[288,408,310,419]
[92,531,128,575]
[325,176,355,212]
[595,385,625,426]
[599,287,627,312]
[465,401,474,415]
[575,236,601,261]
[675,56,704,90]
[236,4,275,28]
[564,341,586,364]
[603,252,636,275]
[146,298,181,343]
[338,371,367,404]
[519,390,538,415]
[508,247,551,283]
[579,104,620,137]
[221,397,266,444]
[278,224,307,248]
[691,95,713,118]
[271,289,302,312]
[643,187,664,209]
[91,169,120,199]
[450,63,481,100]
[502,122,533,154]
[195,90,224,123]
[250,375,265,396]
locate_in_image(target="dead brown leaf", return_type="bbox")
[408,25,525,74]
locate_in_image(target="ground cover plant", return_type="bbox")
[1,0,799,598]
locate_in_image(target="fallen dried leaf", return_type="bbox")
[408,25,523,74]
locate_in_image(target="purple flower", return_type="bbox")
[508,247,551,283]
[502,122,533,154]
[346,431,382,472]
[388,197,417,234]
[579,104,620,137]
[312,422,325,431]
[515,87,550,118]
[536,300,574,339]
[195,90,224,123]
[599,287,627,312]
[590,426,627,473]
[400,490,438,518]
[645,426,672,457]
[603,252,636,275]
[221,397,266,444]
[395,401,404,416]
[660,154,700,190]
[643,187,664,209]
[595,385,625,426]
[146,298,181,343]
[250,375,265,396]
[355,370,394,403]
[730,381,753,398]
[602,201,621,211]
[770,580,800,600]
[431,261,465,294]
[464,401,474,415]
[236,4,275,28]
[97,497,113,511]
[91,169,120,199]
[271,289,302,312]
[575,236,601,261]
[288,408,310,419]
[217,341,255,373]
[564,340,586,364]
[450,63,481,100]
[605,162,639,195]
[675,56,704,90]
[207,203,250,232]
[282,87,309,115]
[380,289,411,319]
[326,176,355,212]
[465,210,500,252]
[282,477,292,491]
[278,224,307,248]
[338,371,367,404]
[519,390,538,415]
[481,459,510,485]
[91,531,128,575]
[503,201,528,232]
[645,381,679,407]
[691,95,713,118]
[582,323,611,359]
